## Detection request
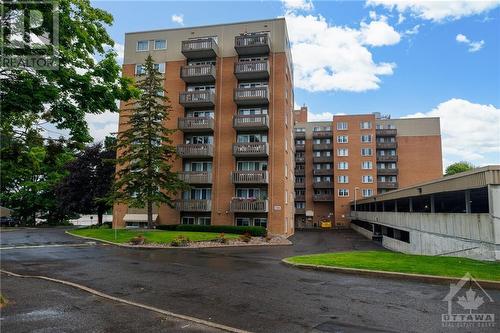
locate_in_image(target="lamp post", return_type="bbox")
[354,187,360,213]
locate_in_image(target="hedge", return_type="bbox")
[155,224,267,237]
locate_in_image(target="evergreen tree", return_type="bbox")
[111,55,187,229]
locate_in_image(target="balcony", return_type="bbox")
[313,181,333,189]
[175,199,212,212]
[178,171,212,184]
[295,194,305,201]
[180,64,216,83]
[181,38,219,59]
[230,199,268,213]
[295,182,305,189]
[312,143,333,150]
[313,169,333,176]
[234,87,269,106]
[376,142,397,149]
[295,156,305,163]
[177,144,214,158]
[295,208,305,215]
[376,129,397,137]
[313,194,334,202]
[377,155,398,162]
[295,169,305,176]
[179,91,215,108]
[377,168,399,176]
[377,181,399,189]
[232,142,269,157]
[295,144,305,152]
[178,117,214,132]
[234,60,269,80]
[233,114,269,130]
[294,131,306,139]
[234,33,270,55]
[231,171,268,184]
[313,156,332,163]
[312,131,333,139]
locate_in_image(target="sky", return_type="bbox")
[87,0,500,168]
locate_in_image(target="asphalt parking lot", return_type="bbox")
[1,228,499,332]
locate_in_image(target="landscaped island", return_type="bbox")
[285,251,500,281]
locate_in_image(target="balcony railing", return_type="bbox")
[230,199,268,213]
[294,131,306,139]
[233,114,269,130]
[376,142,397,149]
[178,171,212,184]
[234,33,270,55]
[313,181,333,189]
[377,155,398,162]
[313,169,333,176]
[177,144,214,158]
[232,142,269,157]
[312,130,333,139]
[181,38,219,59]
[295,208,305,215]
[175,199,212,212]
[295,182,305,188]
[312,143,333,150]
[178,117,214,132]
[231,171,268,184]
[295,156,305,163]
[295,194,305,201]
[295,169,305,176]
[313,156,332,163]
[377,181,399,189]
[179,91,215,107]
[377,168,399,175]
[295,144,305,152]
[234,87,269,105]
[313,194,334,201]
[376,129,397,137]
[234,60,269,80]
[180,64,216,83]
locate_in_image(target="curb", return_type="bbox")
[281,259,500,290]
[65,231,292,249]
[1,269,251,333]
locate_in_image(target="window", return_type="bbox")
[361,135,372,143]
[253,218,267,228]
[135,64,145,75]
[295,127,306,132]
[136,40,149,51]
[181,217,195,225]
[183,188,211,200]
[236,188,267,199]
[295,202,305,209]
[185,135,213,144]
[239,107,268,115]
[153,63,165,73]
[295,139,305,145]
[337,135,348,143]
[362,161,373,169]
[337,148,348,156]
[337,122,348,130]
[362,189,373,197]
[338,175,349,183]
[198,217,211,225]
[154,39,166,50]
[185,161,212,171]
[236,218,251,226]
[338,162,349,170]
[237,133,267,143]
[237,161,267,171]
[360,121,372,129]
[338,189,349,197]
[362,175,373,183]
[361,148,373,156]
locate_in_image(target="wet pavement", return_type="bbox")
[1,228,499,332]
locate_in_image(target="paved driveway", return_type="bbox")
[1,228,499,332]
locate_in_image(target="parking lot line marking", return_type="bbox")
[0,243,99,250]
[1,269,251,333]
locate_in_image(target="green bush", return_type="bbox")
[156,224,266,237]
[170,235,190,247]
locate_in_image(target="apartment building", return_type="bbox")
[293,107,442,228]
[113,18,296,236]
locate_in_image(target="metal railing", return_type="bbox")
[234,60,269,74]
[230,199,269,212]
[231,170,268,184]
[234,87,269,103]
[178,171,212,184]
[179,91,215,106]
[180,64,216,80]
[232,142,269,156]
[181,38,219,55]
[175,199,212,212]
[233,114,269,129]
[177,144,214,157]
[377,155,398,162]
[178,117,214,131]
[376,142,397,149]
[313,194,334,201]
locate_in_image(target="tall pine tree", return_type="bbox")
[111,55,187,229]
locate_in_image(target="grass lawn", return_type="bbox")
[69,228,239,244]
[285,251,500,281]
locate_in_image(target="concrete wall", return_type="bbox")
[351,224,373,240]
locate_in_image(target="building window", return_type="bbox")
[362,161,373,169]
[337,135,348,143]
[153,63,165,73]
[338,189,349,197]
[135,64,145,75]
[254,218,267,228]
[361,148,373,156]
[360,121,372,129]
[338,162,349,170]
[136,40,149,51]
[337,148,348,156]
[338,175,349,183]
[295,127,306,132]
[362,175,373,183]
[362,189,373,197]
[337,122,348,130]
[154,39,166,50]
[361,135,372,143]
[295,202,305,209]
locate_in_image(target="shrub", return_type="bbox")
[214,233,228,244]
[155,224,179,231]
[239,232,252,243]
[170,235,190,247]
[130,235,146,245]
[155,224,266,237]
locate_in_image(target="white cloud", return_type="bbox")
[404,24,420,36]
[286,13,399,92]
[113,42,125,64]
[171,14,184,26]
[367,0,500,22]
[308,111,346,122]
[397,13,406,24]
[456,33,485,52]
[282,0,314,12]
[85,112,119,143]
[403,98,500,166]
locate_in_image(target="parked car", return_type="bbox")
[0,216,19,227]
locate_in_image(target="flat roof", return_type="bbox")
[354,165,500,204]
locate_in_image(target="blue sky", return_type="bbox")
[89,0,500,168]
